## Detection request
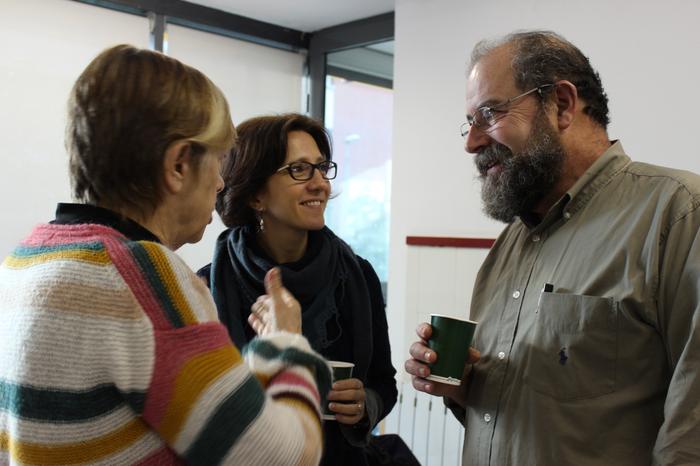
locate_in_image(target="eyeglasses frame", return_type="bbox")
[275,160,338,181]
[460,83,555,137]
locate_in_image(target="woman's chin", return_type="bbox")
[182,225,207,247]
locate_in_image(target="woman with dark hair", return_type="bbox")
[200,113,397,466]
[0,45,330,465]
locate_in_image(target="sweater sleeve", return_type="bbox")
[107,239,331,466]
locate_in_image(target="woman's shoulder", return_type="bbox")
[320,227,378,280]
[196,263,212,279]
[355,255,375,276]
[351,255,384,305]
[348,252,375,277]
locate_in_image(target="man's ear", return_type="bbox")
[162,141,193,194]
[553,80,577,130]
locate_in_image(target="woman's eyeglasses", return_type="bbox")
[276,160,338,181]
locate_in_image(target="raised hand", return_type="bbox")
[248,268,302,335]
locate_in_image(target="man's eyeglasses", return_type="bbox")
[276,160,338,181]
[460,84,554,137]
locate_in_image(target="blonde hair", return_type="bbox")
[67,44,235,214]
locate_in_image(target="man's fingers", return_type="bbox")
[416,322,432,340]
[409,341,435,363]
[411,375,435,394]
[404,358,431,378]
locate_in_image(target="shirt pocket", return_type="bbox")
[522,292,619,401]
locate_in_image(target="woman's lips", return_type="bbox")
[300,200,324,208]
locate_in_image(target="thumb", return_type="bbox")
[264,267,284,299]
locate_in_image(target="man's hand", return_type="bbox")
[248,268,302,335]
[404,322,480,406]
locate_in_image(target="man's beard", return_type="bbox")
[474,111,565,223]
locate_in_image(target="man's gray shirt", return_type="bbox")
[458,141,700,465]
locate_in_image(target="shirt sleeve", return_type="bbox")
[653,204,700,464]
[109,240,331,466]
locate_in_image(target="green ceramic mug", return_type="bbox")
[323,361,355,421]
[426,314,477,386]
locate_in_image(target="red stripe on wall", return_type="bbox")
[406,236,495,248]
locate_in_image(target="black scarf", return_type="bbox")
[209,225,373,381]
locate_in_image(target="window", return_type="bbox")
[324,72,393,287]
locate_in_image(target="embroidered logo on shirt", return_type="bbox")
[558,347,568,365]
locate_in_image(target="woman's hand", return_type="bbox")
[248,268,302,335]
[327,378,367,425]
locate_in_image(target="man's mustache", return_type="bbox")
[474,144,512,177]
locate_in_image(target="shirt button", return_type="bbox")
[484,413,492,423]
[532,235,541,242]
[512,290,521,299]
[498,351,506,360]
[563,211,571,219]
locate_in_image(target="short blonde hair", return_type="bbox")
[67,44,235,214]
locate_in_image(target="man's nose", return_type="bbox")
[465,125,492,154]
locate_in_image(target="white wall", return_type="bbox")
[388,0,700,378]
[0,0,305,272]
[0,0,149,260]
[383,244,490,464]
[167,24,305,270]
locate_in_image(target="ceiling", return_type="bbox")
[187,0,395,33]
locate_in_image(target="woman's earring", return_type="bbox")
[256,209,265,233]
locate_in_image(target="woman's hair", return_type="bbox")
[216,113,332,227]
[470,30,610,129]
[66,44,235,215]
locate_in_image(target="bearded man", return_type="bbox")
[405,30,700,466]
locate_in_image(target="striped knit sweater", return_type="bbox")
[0,223,331,465]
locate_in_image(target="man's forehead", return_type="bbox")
[465,48,517,109]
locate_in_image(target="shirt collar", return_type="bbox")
[520,140,630,230]
[52,203,161,243]
[562,140,631,217]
